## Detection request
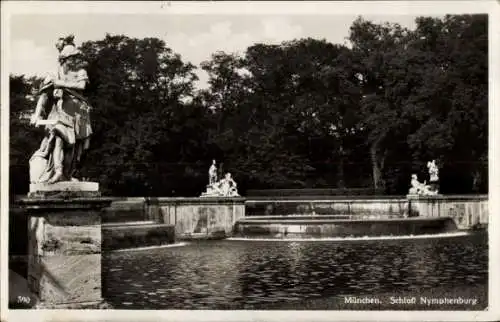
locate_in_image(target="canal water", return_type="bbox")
[102,231,488,310]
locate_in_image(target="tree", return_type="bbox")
[201,39,364,189]
[407,15,488,193]
[10,15,487,196]
[78,34,207,195]
[348,14,487,193]
[9,75,44,195]
[349,17,413,191]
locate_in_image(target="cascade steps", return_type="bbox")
[102,200,175,251]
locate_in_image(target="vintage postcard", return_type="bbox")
[1,1,499,322]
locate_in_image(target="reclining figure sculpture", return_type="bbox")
[201,170,240,197]
[408,174,438,196]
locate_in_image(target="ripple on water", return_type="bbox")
[104,233,488,309]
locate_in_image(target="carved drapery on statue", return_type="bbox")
[208,160,218,186]
[29,37,92,186]
[427,159,440,193]
[408,160,440,196]
[201,162,240,197]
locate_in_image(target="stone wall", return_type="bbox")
[15,197,112,307]
[408,195,488,229]
[27,211,102,304]
[246,195,488,230]
[246,188,384,196]
[145,197,246,239]
[102,197,146,223]
[234,217,458,239]
[246,198,409,217]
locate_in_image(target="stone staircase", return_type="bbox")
[102,198,175,251]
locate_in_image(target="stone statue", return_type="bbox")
[201,171,240,197]
[408,174,437,196]
[29,36,92,185]
[219,172,239,197]
[427,159,440,193]
[427,160,439,182]
[208,160,217,185]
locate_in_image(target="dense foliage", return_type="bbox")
[9,15,488,196]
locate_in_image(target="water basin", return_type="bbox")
[102,231,487,310]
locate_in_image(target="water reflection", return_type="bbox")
[102,232,487,310]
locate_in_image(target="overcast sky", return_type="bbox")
[9,13,423,89]
[8,0,489,91]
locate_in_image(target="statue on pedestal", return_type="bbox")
[408,174,437,196]
[29,36,92,186]
[208,160,217,185]
[27,36,99,197]
[427,159,440,193]
[201,163,240,197]
[218,173,239,197]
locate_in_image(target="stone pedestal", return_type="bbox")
[146,197,246,240]
[200,185,219,197]
[17,187,112,308]
[28,181,100,198]
[406,193,443,199]
[429,181,440,194]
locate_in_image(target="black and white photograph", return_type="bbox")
[1,1,499,321]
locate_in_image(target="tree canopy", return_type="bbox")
[9,15,488,196]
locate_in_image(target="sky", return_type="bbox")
[9,13,422,90]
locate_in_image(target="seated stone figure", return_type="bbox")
[409,174,437,196]
[201,172,240,197]
[218,173,239,197]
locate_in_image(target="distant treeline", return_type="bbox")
[9,15,488,196]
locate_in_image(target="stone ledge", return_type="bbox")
[30,181,99,192]
[27,190,101,199]
[407,194,443,200]
[16,197,113,211]
[246,198,409,203]
[28,181,101,199]
[146,197,246,205]
[407,194,488,201]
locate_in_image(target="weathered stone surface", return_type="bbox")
[36,254,101,304]
[234,217,458,238]
[18,197,111,210]
[28,212,101,257]
[20,197,111,307]
[145,197,245,239]
[30,181,99,192]
[409,196,488,229]
[246,199,410,217]
[28,190,101,199]
[29,181,100,198]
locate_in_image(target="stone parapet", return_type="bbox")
[16,196,112,308]
[28,181,100,198]
[245,195,488,230]
[407,195,488,229]
[145,197,246,240]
